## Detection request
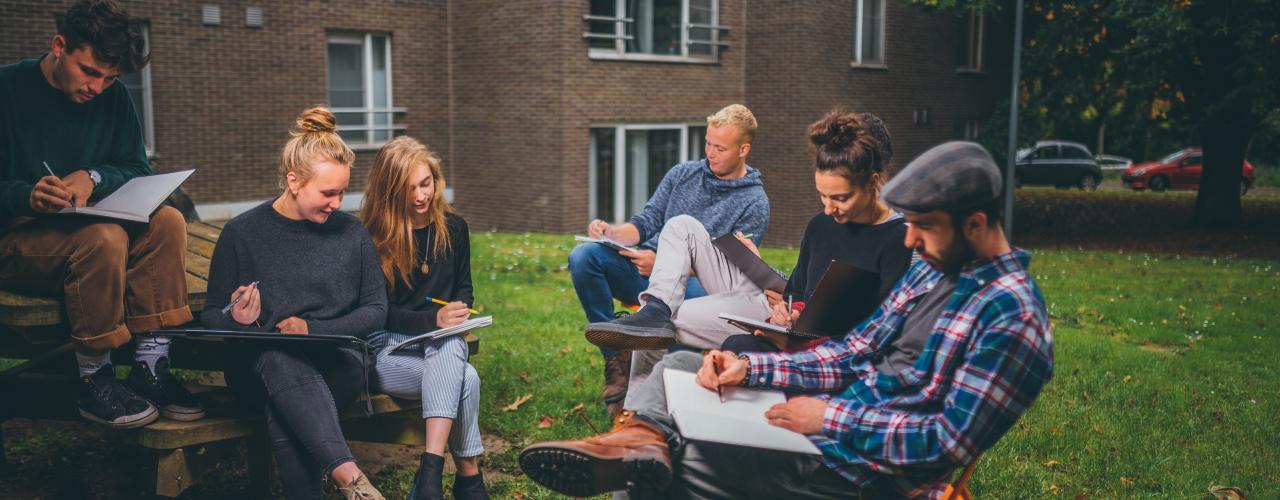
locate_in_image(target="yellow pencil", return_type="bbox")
[425,296,479,315]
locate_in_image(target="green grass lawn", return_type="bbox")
[460,233,1278,498]
[3,231,1276,498]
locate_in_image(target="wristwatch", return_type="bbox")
[87,169,102,187]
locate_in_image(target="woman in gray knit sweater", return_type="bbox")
[200,107,388,500]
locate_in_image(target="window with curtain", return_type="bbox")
[585,0,725,61]
[326,32,403,147]
[852,0,885,66]
[590,124,708,223]
[956,11,984,71]
[118,23,153,155]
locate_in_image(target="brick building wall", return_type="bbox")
[746,0,1012,244]
[0,0,450,213]
[1,0,1009,243]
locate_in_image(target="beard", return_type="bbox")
[925,231,977,276]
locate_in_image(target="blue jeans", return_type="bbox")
[568,242,706,356]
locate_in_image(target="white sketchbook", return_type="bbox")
[574,235,636,252]
[57,169,195,223]
[663,369,821,455]
[389,316,493,352]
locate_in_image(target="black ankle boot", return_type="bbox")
[407,453,445,500]
[452,470,490,500]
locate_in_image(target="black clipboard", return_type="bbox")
[146,328,368,347]
[721,260,879,339]
[711,234,787,293]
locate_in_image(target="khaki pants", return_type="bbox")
[625,215,769,406]
[0,206,192,352]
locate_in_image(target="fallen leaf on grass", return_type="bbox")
[503,393,533,412]
[1082,391,1090,400]
[1208,485,1244,500]
[538,416,554,428]
[1119,477,1135,487]
[559,347,571,356]
[1042,460,1061,468]
[519,372,530,383]
[563,402,586,416]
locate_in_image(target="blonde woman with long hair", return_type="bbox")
[361,137,488,500]
[201,107,388,500]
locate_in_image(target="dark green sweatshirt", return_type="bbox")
[0,56,150,231]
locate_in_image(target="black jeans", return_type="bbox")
[225,345,366,500]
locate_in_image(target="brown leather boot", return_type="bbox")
[519,411,671,499]
[602,350,631,418]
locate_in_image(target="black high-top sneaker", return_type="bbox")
[127,358,206,421]
[78,364,159,429]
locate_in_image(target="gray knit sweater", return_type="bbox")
[630,159,770,249]
[200,201,387,338]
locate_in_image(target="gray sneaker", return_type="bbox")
[585,307,677,350]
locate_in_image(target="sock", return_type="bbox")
[638,297,672,319]
[76,350,112,377]
[134,336,171,375]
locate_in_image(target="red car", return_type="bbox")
[1123,148,1255,194]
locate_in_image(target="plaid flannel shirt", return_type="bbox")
[744,248,1053,498]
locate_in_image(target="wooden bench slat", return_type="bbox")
[186,221,223,245]
[186,235,216,260]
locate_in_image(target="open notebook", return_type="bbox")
[56,169,195,223]
[720,260,880,339]
[663,369,821,455]
[389,316,493,352]
[574,235,636,252]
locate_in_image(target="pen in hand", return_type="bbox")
[222,281,260,314]
[713,355,725,403]
[42,161,75,207]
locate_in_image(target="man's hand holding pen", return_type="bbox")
[696,350,747,394]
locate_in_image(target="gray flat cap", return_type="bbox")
[882,141,1002,213]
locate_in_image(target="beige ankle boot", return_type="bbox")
[339,473,386,500]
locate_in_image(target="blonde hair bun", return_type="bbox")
[294,106,338,135]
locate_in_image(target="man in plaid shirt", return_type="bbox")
[520,142,1054,499]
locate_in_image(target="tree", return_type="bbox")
[917,0,1280,227]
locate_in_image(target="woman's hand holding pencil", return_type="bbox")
[428,296,477,328]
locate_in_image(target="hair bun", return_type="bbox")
[295,106,337,134]
[809,112,862,150]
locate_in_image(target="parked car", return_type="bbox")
[1121,147,1255,194]
[1095,154,1133,170]
[1015,140,1103,190]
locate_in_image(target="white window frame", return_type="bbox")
[956,11,984,73]
[851,0,887,69]
[119,24,154,157]
[584,0,728,63]
[589,123,704,223]
[325,32,406,150]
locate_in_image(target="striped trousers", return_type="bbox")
[367,331,484,458]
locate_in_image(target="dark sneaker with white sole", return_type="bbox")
[78,364,159,429]
[128,358,206,421]
[585,306,677,350]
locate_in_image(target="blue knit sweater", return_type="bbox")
[629,159,770,249]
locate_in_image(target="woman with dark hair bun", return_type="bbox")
[721,110,913,353]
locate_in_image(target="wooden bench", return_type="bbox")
[0,219,478,497]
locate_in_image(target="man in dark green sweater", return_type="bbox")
[0,0,203,428]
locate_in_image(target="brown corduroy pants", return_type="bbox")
[0,205,192,352]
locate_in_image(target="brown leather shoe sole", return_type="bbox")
[585,326,676,351]
[519,442,671,498]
